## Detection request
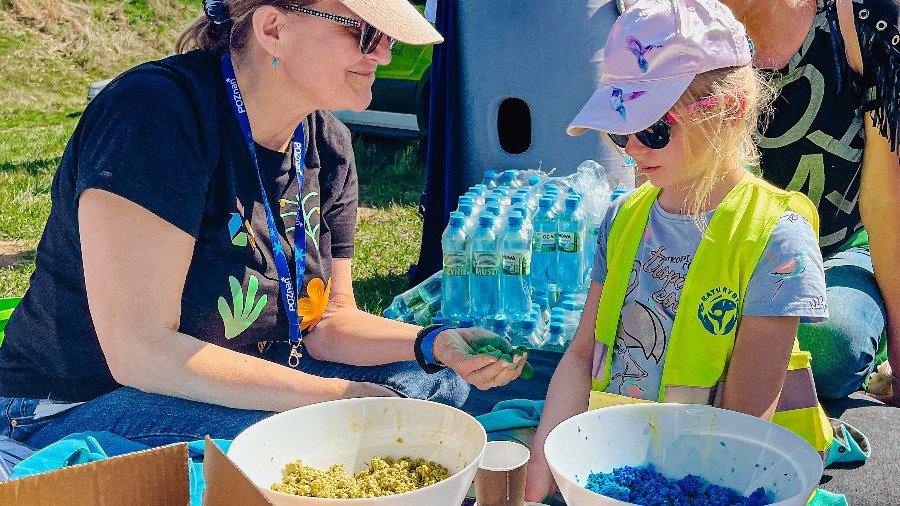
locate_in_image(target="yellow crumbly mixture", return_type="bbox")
[271,456,450,498]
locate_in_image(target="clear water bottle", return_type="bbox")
[584,221,602,285]
[484,203,504,237]
[471,214,501,322]
[531,197,558,292]
[490,188,512,206]
[498,170,520,188]
[457,201,477,237]
[543,183,559,199]
[491,315,509,338]
[518,188,538,214]
[441,212,471,321]
[513,318,539,348]
[608,155,637,190]
[547,321,567,351]
[530,302,548,342]
[560,297,581,339]
[464,191,483,208]
[481,169,499,189]
[557,196,586,293]
[383,270,442,325]
[611,187,630,202]
[501,213,532,320]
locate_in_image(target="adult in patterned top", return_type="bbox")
[0,0,526,450]
[720,0,900,405]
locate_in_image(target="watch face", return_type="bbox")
[616,0,641,15]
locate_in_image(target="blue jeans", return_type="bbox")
[1,350,558,451]
[798,247,886,399]
[1,354,474,450]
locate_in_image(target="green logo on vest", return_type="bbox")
[697,287,739,335]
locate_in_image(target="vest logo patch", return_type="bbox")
[697,287,739,335]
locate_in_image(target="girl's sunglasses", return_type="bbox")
[282,5,398,54]
[607,112,676,150]
[607,95,741,150]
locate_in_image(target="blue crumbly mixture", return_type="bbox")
[584,465,770,506]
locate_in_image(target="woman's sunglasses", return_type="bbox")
[282,5,398,55]
[607,112,676,150]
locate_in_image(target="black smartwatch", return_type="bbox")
[414,324,448,374]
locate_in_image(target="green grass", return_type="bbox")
[0,0,426,313]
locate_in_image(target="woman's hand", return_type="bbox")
[432,327,526,390]
[524,450,557,503]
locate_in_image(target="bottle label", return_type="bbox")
[502,252,532,276]
[558,231,582,253]
[443,252,470,276]
[473,252,500,276]
[532,231,557,253]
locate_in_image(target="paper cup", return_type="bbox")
[474,441,530,506]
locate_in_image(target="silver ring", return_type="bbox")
[876,20,888,31]
[858,9,869,19]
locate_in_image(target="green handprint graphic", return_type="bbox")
[218,275,268,339]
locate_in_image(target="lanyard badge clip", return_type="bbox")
[288,340,303,368]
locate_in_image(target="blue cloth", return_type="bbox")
[798,246,886,399]
[8,429,230,506]
[10,434,112,479]
[411,0,459,285]
[476,399,544,432]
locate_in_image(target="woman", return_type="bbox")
[0,0,526,450]
[720,0,900,404]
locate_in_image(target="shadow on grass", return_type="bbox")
[353,272,411,315]
[0,249,35,270]
[0,158,61,175]
[352,134,426,209]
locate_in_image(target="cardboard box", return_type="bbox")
[0,437,274,506]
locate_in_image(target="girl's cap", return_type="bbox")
[568,0,751,136]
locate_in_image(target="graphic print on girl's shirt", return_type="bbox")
[591,197,828,401]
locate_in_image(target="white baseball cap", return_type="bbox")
[568,0,751,136]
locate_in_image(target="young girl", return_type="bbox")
[525,0,833,501]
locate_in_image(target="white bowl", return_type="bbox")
[545,404,823,506]
[227,397,487,506]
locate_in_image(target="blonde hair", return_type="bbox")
[670,65,775,225]
[175,0,314,54]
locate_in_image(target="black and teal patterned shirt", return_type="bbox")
[759,0,899,253]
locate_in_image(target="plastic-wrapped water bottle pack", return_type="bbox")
[384,160,635,351]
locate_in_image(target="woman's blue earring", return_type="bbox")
[272,56,279,68]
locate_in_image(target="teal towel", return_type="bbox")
[8,432,230,506]
[476,399,544,432]
[10,434,111,479]
[825,419,871,467]
[809,488,849,506]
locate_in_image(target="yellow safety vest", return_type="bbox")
[590,176,834,456]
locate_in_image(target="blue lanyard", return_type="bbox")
[221,52,307,367]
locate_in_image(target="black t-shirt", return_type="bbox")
[758,0,899,254]
[0,50,359,401]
